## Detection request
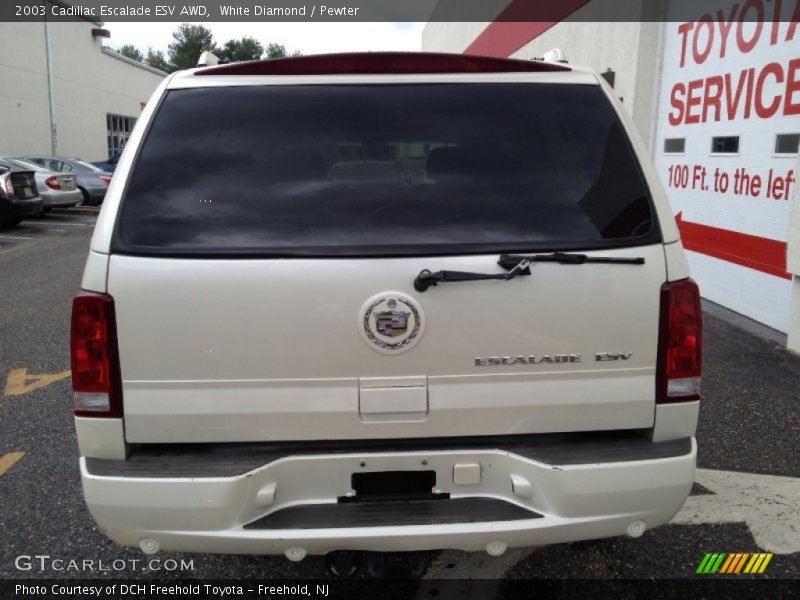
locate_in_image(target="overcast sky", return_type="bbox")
[104,22,425,56]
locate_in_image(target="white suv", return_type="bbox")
[71,52,702,562]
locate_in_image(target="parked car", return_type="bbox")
[0,159,43,226]
[72,53,702,569]
[22,156,111,206]
[93,152,121,173]
[1,157,81,213]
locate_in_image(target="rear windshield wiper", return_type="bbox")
[414,259,531,293]
[497,252,645,269]
[414,252,645,293]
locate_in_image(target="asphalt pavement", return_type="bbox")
[0,209,798,586]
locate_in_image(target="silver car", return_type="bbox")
[22,155,111,206]
[1,158,81,212]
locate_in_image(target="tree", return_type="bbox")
[168,24,217,71]
[265,43,294,59]
[118,44,143,62]
[145,48,172,73]
[218,37,264,62]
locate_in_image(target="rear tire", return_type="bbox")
[78,188,90,207]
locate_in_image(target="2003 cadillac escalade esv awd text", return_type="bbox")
[71,52,702,561]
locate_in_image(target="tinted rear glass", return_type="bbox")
[114,84,660,257]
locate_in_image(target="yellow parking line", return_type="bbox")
[4,368,71,397]
[0,452,24,476]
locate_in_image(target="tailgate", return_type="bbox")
[106,79,668,443]
[111,245,666,443]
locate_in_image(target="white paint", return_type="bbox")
[74,417,128,460]
[106,242,666,443]
[453,463,482,486]
[673,468,800,554]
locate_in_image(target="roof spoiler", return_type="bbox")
[194,52,572,76]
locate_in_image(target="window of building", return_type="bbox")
[663,138,685,154]
[107,114,137,158]
[711,136,739,154]
[775,133,799,155]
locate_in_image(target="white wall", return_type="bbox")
[652,0,798,332]
[0,23,52,156]
[0,19,165,161]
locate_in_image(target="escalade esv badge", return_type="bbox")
[359,292,425,354]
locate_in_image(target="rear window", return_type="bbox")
[114,83,660,257]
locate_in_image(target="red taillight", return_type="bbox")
[195,52,571,77]
[70,291,122,417]
[656,278,703,403]
[3,175,14,197]
[99,176,112,185]
[45,175,61,190]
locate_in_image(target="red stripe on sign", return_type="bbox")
[465,0,592,58]
[675,212,790,280]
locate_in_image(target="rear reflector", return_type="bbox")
[656,278,703,403]
[195,52,571,77]
[70,291,122,417]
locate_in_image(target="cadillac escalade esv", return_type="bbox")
[72,52,702,562]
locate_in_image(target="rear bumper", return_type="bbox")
[80,435,696,556]
[9,196,43,219]
[41,189,82,208]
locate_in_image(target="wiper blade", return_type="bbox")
[498,252,645,269]
[414,259,531,293]
[414,252,645,293]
